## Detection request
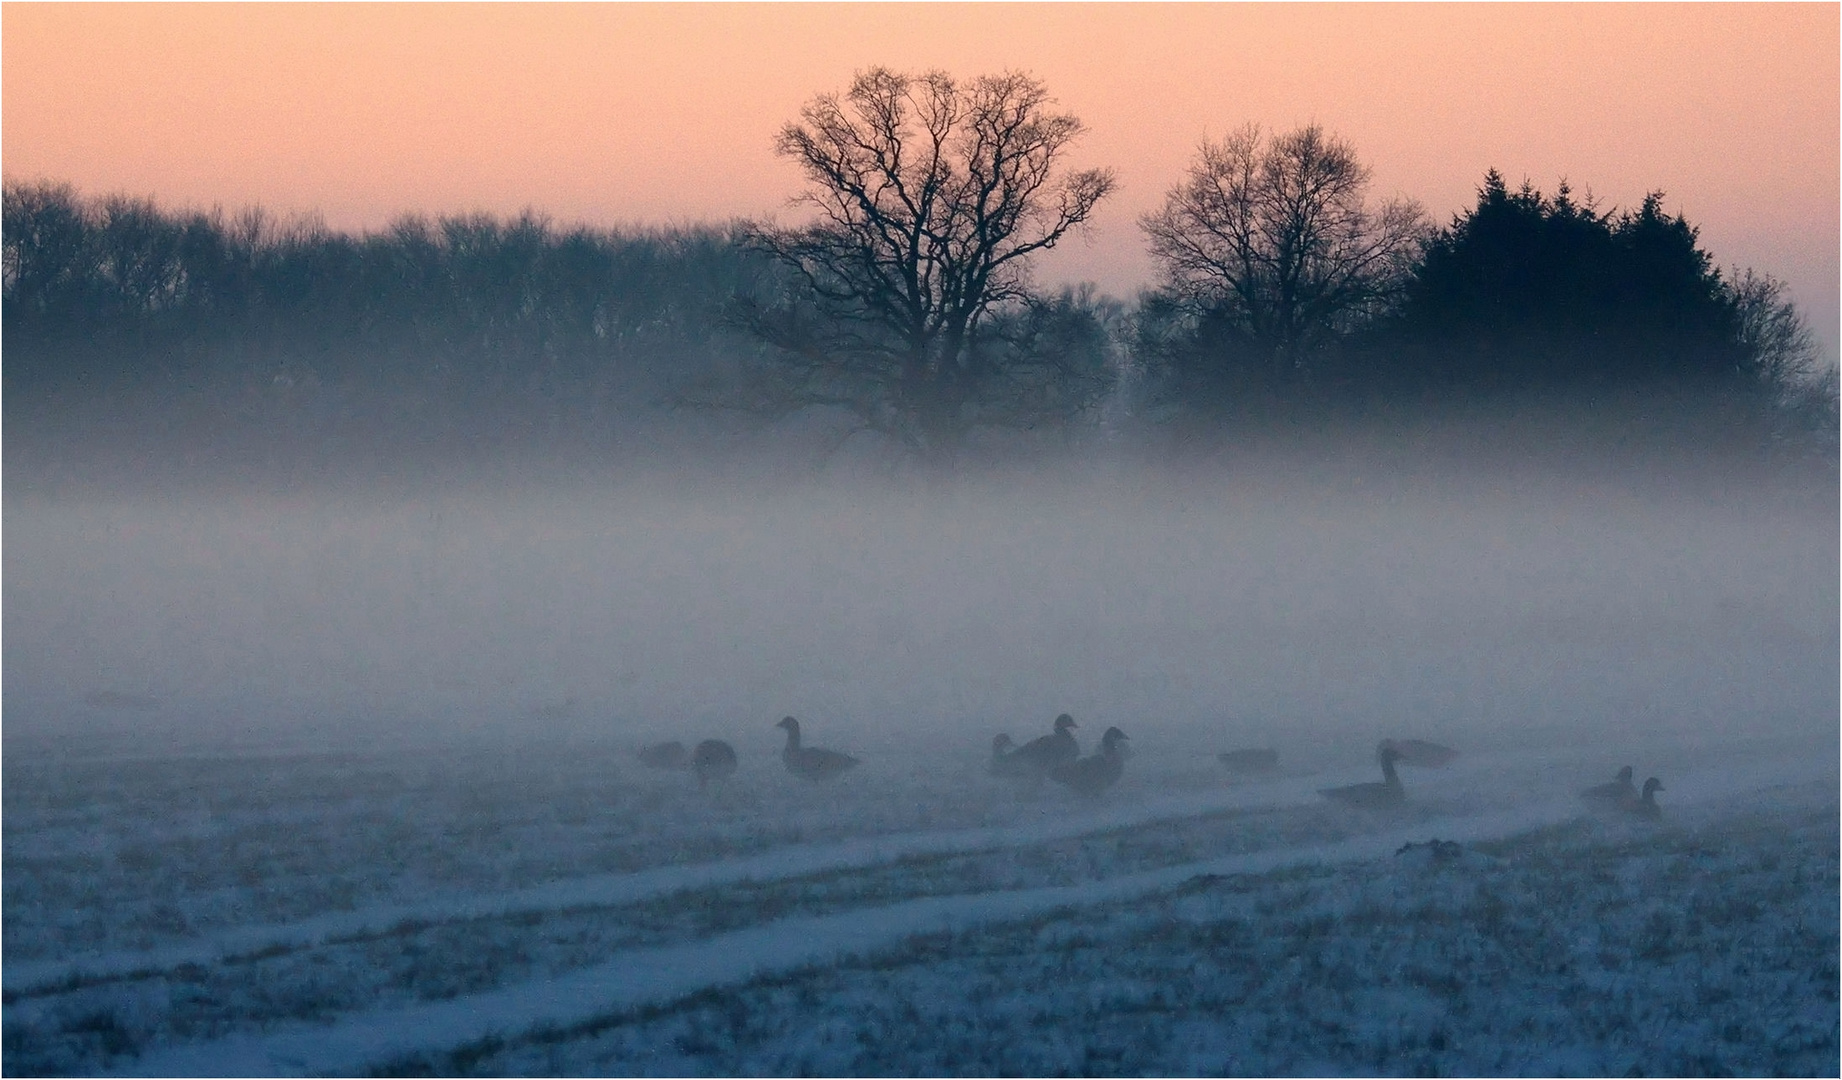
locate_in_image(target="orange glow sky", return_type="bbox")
[5,3,1837,351]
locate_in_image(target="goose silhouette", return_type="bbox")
[691,739,738,788]
[776,717,859,781]
[988,734,1038,778]
[1621,777,1664,820]
[1008,714,1080,774]
[1321,744,1405,809]
[1581,765,1637,806]
[1049,727,1129,797]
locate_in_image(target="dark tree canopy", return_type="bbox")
[1389,171,1752,390]
[738,68,1117,460]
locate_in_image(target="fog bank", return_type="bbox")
[7,458,1834,767]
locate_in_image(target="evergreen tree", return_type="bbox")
[1388,171,1749,389]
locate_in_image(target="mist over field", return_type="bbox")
[5,49,1837,1073]
[6,439,1838,1075]
[7,445,1834,762]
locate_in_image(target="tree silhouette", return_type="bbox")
[1,181,777,477]
[7,164,1829,475]
[1727,267,1834,450]
[1139,124,1426,411]
[736,68,1117,462]
[1389,172,1754,390]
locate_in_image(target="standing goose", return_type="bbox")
[775,717,859,781]
[1048,727,1130,797]
[1321,744,1406,808]
[1009,713,1081,775]
[1620,777,1664,820]
[691,739,738,788]
[1581,765,1638,806]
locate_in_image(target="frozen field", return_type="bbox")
[4,465,1837,1075]
[4,731,1835,1076]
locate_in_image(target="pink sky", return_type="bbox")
[5,3,1837,352]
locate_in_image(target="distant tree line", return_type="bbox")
[1134,149,1830,440]
[2,180,786,465]
[4,67,1833,477]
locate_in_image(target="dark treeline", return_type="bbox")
[1134,153,1831,446]
[4,77,1835,485]
[3,180,787,478]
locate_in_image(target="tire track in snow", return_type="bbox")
[2,770,1343,996]
[116,754,1833,1078]
[8,738,1807,997]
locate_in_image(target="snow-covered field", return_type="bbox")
[4,732,1834,1076]
[4,467,1836,1075]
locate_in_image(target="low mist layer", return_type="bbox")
[8,456,1834,768]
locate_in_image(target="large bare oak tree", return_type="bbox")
[738,68,1116,461]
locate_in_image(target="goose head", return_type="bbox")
[1099,726,1129,753]
[776,716,800,734]
[1616,765,1634,783]
[1641,777,1664,799]
[1054,713,1077,733]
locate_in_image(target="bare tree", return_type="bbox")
[738,68,1116,461]
[1141,124,1426,376]
[1728,269,1824,388]
[1726,268,1836,449]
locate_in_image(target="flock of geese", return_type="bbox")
[637,717,861,787]
[635,737,740,788]
[1310,740,1667,820]
[636,715,1667,819]
[987,714,1132,796]
[1580,764,1667,819]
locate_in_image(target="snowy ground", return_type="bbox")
[4,730,1834,1077]
[5,471,1835,1075]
